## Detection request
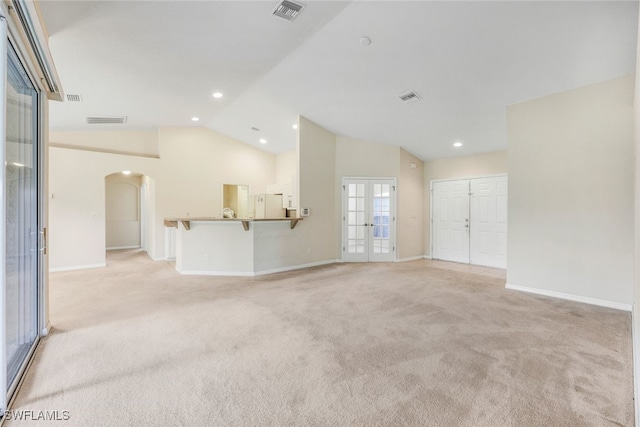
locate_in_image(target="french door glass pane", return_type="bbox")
[346,183,366,254]
[372,184,391,253]
[5,44,38,388]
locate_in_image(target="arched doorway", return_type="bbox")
[104,172,154,255]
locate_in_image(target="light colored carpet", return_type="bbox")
[5,250,633,426]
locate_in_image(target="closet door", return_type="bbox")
[432,180,470,263]
[470,176,508,268]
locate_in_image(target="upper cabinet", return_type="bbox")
[266,182,293,209]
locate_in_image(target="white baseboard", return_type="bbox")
[505,283,632,312]
[423,255,432,260]
[175,259,338,277]
[396,256,424,263]
[106,245,141,250]
[151,256,175,262]
[254,259,337,276]
[177,269,254,277]
[49,263,106,273]
[41,322,51,336]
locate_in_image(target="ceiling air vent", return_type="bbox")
[398,90,421,104]
[273,0,305,21]
[86,116,128,125]
[66,94,82,102]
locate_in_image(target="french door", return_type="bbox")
[432,175,508,269]
[342,178,396,262]
[1,32,43,405]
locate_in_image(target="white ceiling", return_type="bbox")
[39,1,638,160]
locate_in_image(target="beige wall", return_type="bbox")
[507,75,634,306]
[334,136,401,257]
[398,149,424,260]
[423,151,507,256]
[49,148,161,269]
[335,136,400,178]
[50,130,159,157]
[49,127,276,270]
[297,117,337,263]
[275,150,297,184]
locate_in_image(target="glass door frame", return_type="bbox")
[0,12,48,412]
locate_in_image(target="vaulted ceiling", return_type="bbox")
[39,1,638,160]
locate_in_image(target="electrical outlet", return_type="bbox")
[203,254,209,261]
[89,212,98,219]
[307,248,311,254]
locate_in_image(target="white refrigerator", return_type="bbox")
[253,194,285,219]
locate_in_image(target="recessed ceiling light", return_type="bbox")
[453,141,463,148]
[259,138,267,144]
[122,170,131,175]
[212,92,223,99]
[360,36,372,46]
[292,124,298,130]
[191,117,199,122]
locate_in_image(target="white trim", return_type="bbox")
[423,255,432,260]
[430,173,508,185]
[106,245,141,251]
[175,260,338,277]
[396,256,423,263]
[254,259,337,276]
[505,283,632,312]
[49,263,106,273]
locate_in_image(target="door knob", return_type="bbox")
[363,223,369,226]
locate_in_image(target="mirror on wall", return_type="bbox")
[222,184,250,218]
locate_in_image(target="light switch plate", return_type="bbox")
[300,207,310,217]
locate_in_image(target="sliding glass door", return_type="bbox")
[4,40,40,395]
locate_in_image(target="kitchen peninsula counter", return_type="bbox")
[164,217,310,276]
[164,217,301,231]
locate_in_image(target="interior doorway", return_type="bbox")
[342,178,396,262]
[105,172,153,254]
[431,175,508,269]
[222,184,250,218]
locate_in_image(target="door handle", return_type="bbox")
[39,228,47,254]
[362,223,369,226]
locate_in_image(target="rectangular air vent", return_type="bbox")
[398,90,421,103]
[66,94,82,102]
[86,116,127,125]
[273,0,305,21]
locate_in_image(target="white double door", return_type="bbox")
[342,178,396,262]
[432,175,507,268]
